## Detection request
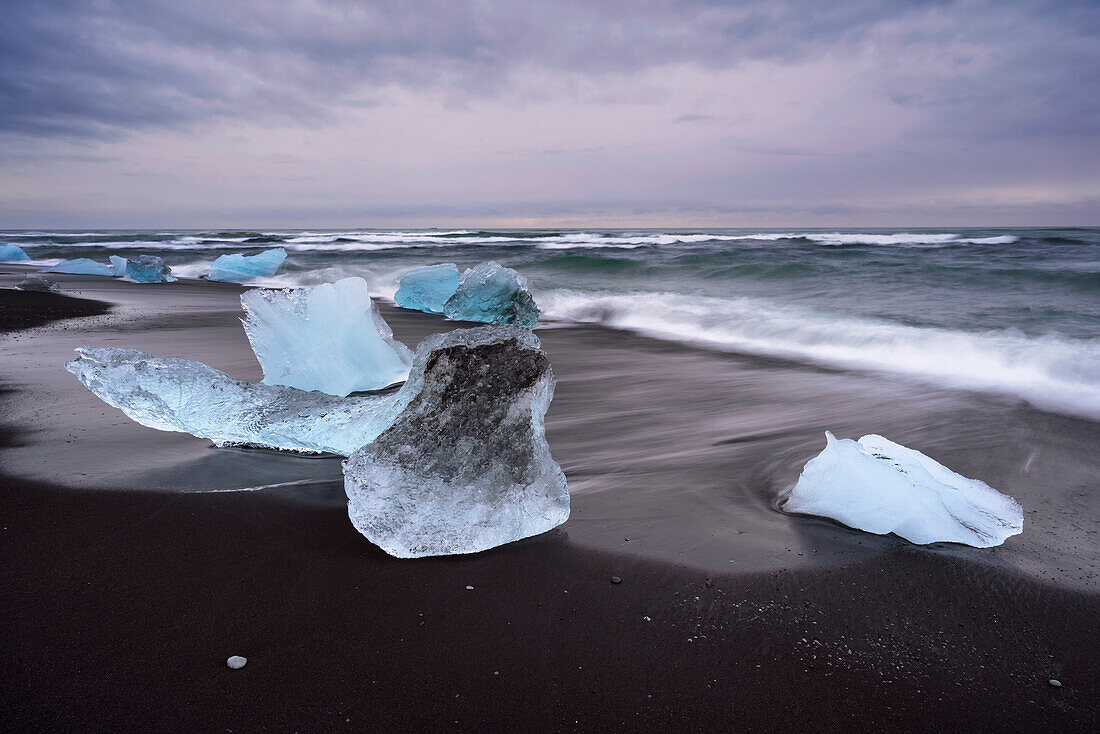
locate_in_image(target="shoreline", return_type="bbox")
[1,276,1098,730]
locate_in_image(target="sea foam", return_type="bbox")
[537,290,1100,419]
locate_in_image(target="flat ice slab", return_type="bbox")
[783,431,1023,547]
[345,326,570,557]
[45,258,116,276]
[241,277,413,396]
[65,346,400,455]
[394,263,461,314]
[443,261,539,327]
[208,248,287,282]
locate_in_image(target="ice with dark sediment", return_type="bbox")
[208,248,287,282]
[65,346,401,455]
[125,255,176,283]
[782,431,1023,547]
[344,326,570,558]
[16,275,59,292]
[0,244,30,261]
[241,277,413,396]
[443,261,540,327]
[394,263,461,314]
[45,258,116,276]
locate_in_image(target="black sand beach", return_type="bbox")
[2,269,1098,732]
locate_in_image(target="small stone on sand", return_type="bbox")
[226,655,247,670]
[610,576,622,584]
[466,585,474,590]
[1048,679,1062,688]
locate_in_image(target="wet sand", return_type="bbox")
[1,269,1098,731]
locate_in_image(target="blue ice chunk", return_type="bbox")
[125,255,176,283]
[208,248,287,282]
[241,277,413,396]
[0,244,30,261]
[109,255,128,276]
[45,258,116,276]
[442,261,539,327]
[394,263,461,314]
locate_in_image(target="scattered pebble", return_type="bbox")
[610,576,622,585]
[1048,679,1062,688]
[226,655,247,670]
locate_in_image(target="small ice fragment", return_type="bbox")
[16,275,59,292]
[109,255,128,276]
[1048,679,1062,688]
[125,255,176,283]
[241,277,413,396]
[208,248,287,282]
[344,326,570,558]
[465,585,474,590]
[394,263,461,314]
[226,655,247,669]
[45,258,116,276]
[442,261,539,327]
[782,432,1024,547]
[0,244,30,261]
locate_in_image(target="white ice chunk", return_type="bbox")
[344,326,570,558]
[65,347,403,455]
[394,263,461,314]
[44,258,115,276]
[783,431,1023,547]
[208,248,287,282]
[0,244,30,261]
[241,277,413,397]
[109,255,128,276]
[443,261,539,327]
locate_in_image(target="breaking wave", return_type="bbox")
[538,290,1100,419]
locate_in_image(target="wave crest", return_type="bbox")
[538,290,1100,419]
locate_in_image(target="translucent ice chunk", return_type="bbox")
[125,255,176,283]
[241,277,413,397]
[394,263,461,314]
[109,255,128,276]
[0,244,30,261]
[45,258,116,276]
[208,248,287,282]
[344,326,570,558]
[16,275,59,292]
[783,431,1023,547]
[65,346,402,455]
[443,261,539,327]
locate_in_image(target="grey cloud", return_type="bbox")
[0,0,995,140]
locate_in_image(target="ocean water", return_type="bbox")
[5,227,1099,419]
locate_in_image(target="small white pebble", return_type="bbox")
[465,585,474,590]
[226,655,247,670]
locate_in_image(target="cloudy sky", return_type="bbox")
[1,0,1097,227]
